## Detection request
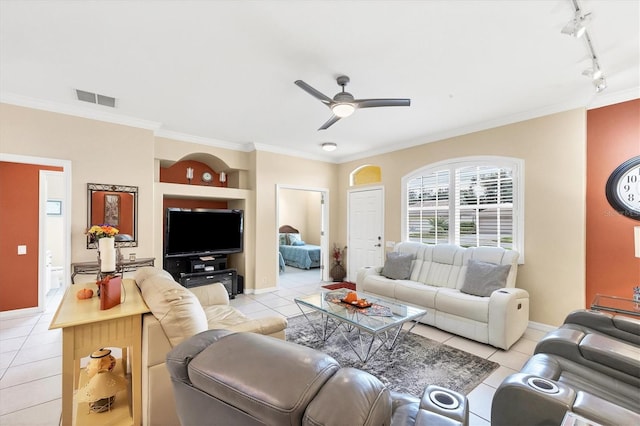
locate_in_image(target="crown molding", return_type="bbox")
[250,142,339,163]
[154,129,252,152]
[3,89,636,166]
[336,89,640,164]
[586,86,640,110]
[0,92,338,163]
[0,92,161,130]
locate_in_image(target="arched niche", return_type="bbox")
[350,165,382,186]
[160,153,231,187]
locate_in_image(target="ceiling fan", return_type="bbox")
[294,75,411,130]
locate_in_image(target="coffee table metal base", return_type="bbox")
[295,305,425,363]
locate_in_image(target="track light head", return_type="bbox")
[594,76,607,93]
[582,58,603,80]
[561,10,591,38]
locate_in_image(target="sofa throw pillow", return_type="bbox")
[460,259,511,297]
[287,233,302,245]
[382,252,413,280]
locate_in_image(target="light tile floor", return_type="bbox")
[0,268,546,425]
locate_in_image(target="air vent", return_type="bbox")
[76,89,116,108]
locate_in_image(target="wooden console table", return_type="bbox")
[49,279,150,426]
[71,257,155,283]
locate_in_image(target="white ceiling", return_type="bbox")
[1,0,638,163]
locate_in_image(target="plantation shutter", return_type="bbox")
[406,170,450,244]
[454,165,514,249]
[405,160,517,251]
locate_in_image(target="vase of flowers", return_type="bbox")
[330,244,347,282]
[87,225,119,273]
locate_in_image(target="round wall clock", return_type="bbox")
[201,172,213,183]
[605,156,640,220]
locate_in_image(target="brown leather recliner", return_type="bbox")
[166,329,469,426]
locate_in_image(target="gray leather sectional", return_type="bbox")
[167,329,470,426]
[491,310,640,426]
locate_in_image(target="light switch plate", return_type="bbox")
[17,245,27,255]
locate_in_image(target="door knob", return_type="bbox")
[374,243,381,247]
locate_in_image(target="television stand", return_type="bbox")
[179,268,238,299]
[164,255,227,281]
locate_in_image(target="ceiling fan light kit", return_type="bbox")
[332,103,355,118]
[295,75,410,130]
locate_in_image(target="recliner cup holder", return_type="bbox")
[429,390,460,410]
[526,377,559,394]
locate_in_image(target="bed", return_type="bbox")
[278,225,321,270]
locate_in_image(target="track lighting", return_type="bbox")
[321,142,337,152]
[561,9,590,38]
[562,0,606,94]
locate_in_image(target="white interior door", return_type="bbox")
[348,187,384,281]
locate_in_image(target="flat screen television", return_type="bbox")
[165,208,243,257]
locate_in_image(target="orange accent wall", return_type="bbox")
[586,99,640,304]
[0,161,63,311]
[160,160,227,187]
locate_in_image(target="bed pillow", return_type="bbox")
[292,240,306,246]
[382,252,413,280]
[287,233,302,245]
[279,233,288,245]
[460,259,510,297]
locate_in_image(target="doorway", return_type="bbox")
[0,154,71,315]
[276,185,329,284]
[41,170,66,297]
[347,187,384,281]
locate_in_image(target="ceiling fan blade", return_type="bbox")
[355,98,411,109]
[318,115,341,130]
[295,80,333,106]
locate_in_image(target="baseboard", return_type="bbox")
[527,320,556,333]
[0,305,42,320]
[251,286,279,295]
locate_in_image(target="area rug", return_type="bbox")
[322,281,356,291]
[286,313,499,396]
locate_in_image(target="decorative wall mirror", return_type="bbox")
[87,183,138,249]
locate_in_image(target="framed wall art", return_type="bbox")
[104,194,120,226]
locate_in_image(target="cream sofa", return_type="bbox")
[356,242,529,350]
[134,267,287,426]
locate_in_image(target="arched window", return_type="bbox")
[350,165,382,186]
[402,156,525,261]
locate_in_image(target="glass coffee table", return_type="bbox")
[294,289,427,363]
[590,294,640,318]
